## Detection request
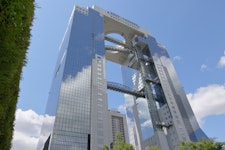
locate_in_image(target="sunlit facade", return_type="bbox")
[37,5,207,150]
[37,6,109,150]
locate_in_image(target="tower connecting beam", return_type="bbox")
[107,81,145,98]
[105,45,131,53]
[105,35,129,48]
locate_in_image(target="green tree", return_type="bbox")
[103,145,109,150]
[111,133,134,150]
[0,0,35,149]
[178,138,225,150]
[147,146,161,150]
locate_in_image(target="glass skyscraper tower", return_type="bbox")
[37,6,207,150]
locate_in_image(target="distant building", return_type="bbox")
[108,110,129,145]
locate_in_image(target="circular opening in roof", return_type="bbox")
[105,33,126,53]
[105,33,125,46]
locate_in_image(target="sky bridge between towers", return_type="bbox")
[107,81,145,98]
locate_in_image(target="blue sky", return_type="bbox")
[11,1,225,149]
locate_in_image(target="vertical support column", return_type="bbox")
[133,45,161,131]
[133,45,170,150]
[134,46,162,131]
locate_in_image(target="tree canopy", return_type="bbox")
[0,1,34,149]
[178,138,225,150]
[147,146,161,150]
[144,138,225,150]
[103,133,134,150]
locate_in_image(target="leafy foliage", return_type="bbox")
[102,145,109,150]
[103,133,134,150]
[178,138,225,150]
[112,133,134,150]
[0,0,34,149]
[147,146,161,150]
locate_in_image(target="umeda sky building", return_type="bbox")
[37,6,208,150]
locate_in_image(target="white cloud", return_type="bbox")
[124,94,135,112]
[200,64,208,72]
[217,56,225,68]
[217,51,225,68]
[117,104,126,114]
[123,94,136,129]
[11,109,43,150]
[122,96,153,129]
[136,98,153,128]
[141,119,152,128]
[126,116,135,129]
[173,56,182,61]
[136,98,150,120]
[11,109,54,150]
[187,84,225,126]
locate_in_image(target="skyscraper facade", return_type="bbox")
[37,5,207,150]
[108,109,129,145]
